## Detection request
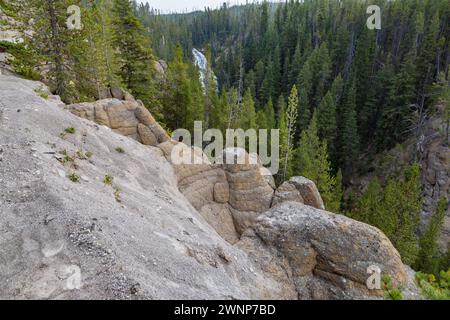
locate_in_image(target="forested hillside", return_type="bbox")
[135,0,450,277]
[0,0,449,295]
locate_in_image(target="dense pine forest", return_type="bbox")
[0,0,449,298]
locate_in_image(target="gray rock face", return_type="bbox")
[0,75,286,300]
[0,75,420,300]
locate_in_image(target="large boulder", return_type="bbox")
[221,148,274,234]
[272,181,304,207]
[240,202,410,299]
[278,176,325,210]
[222,148,274,213]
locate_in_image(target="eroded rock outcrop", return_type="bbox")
[67,97,277,244]
[67,96,169,146]
[0,75,421,300]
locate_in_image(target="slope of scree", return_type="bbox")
[0,75,421,299]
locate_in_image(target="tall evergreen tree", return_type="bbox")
[415,197,448,274]
[293,112,342,212]
[112,0,157,108]
[338,79,359,173]
[378,51,417,150]
[317,91,337,161]
[236,89,256,130]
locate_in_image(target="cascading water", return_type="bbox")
[192,48,218,92]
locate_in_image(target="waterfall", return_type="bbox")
[192,48,218,92]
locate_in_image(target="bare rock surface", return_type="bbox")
[0,75,286,299]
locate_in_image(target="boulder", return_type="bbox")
[110,87,124,100]
[105,101,138,129]
[240,202,409,299]
[134,105,156,126]
[272,181,304,207]
[219,148,274,234]
[286,176,325,210]
[137,123,158,146]
[93,102,110,126]
[260,167,276,190]
[124,91,134,101]
[149,122,171,143]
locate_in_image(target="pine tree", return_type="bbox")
[390,164,422,265]
[433,73,450,144]
[92,0,122,92]
[415,197,448,274]
[289,42,302,89]
[376,165,422,265]
[272,94,284,127]
[112,0,157,108]
[293,112,341,212]
[338,79,359,173]
[311,43,332,108]
[264,98,276,130]
[203,45,219,129]
[378,51,417,150]
[351,177,383,224]
[28,0,75,102]
[298,87,311,133]
[236,89,256,130]
[317,91,337,160]
[163,44,193,129]
[257,98,275,130]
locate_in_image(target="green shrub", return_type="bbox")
[382,275,403,300]
[0,41,40,80]
[416,270,450,300]
[0,0,18,18]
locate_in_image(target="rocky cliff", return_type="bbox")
[0,74,421,299]
[351,106,449,251]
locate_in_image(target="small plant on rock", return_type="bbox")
[64,127,76,134]
[68,172,80,183]
[34,85,48,100]
[60,127,76,139]
[113,186,122,203]
[103,175,114,186]
[61,150,74,164]
[115,147,125,154]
